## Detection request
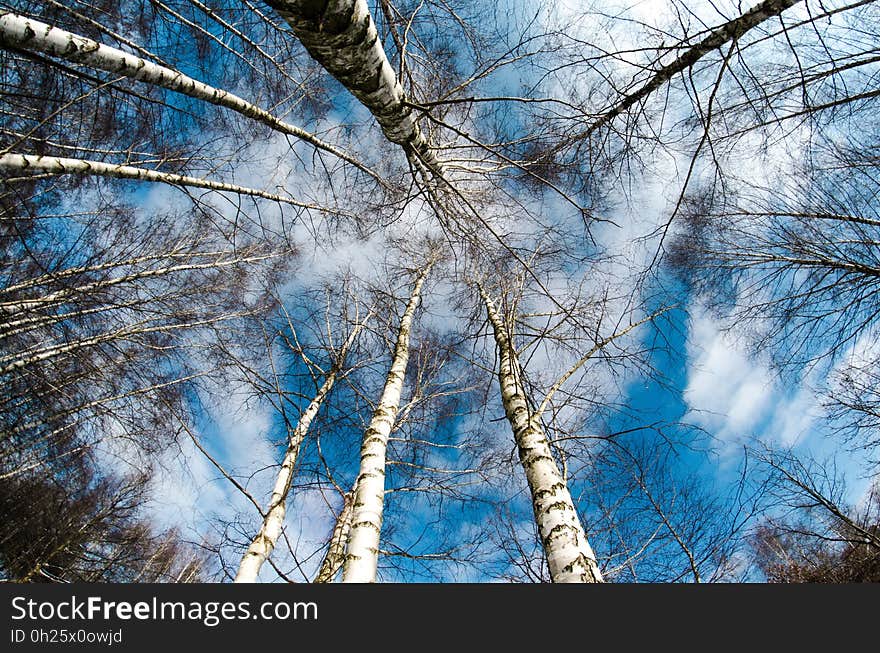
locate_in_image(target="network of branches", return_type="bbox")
[1,0,878,583]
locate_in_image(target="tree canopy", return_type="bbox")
[2,0,879,583]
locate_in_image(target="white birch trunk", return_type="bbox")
[313,491,353,583]
[234,371,337,582]
[341,265,432,582]
[478,285,603,583]
[0,153,316,209]
[1,300,144,341]
[0,11,378,180]
[265,0,441,171]
[0,311,249,375]
[0,253,274,316]
[235,319,367,582]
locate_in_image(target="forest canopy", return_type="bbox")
[1,0,878,583]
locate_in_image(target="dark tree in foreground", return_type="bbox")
[0,461,209,582]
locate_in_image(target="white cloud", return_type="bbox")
[684,304,774,443]
[147,432,232,532]
[684,301,831,455]
[768,385,820,447]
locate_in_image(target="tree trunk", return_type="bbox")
[478,284,603,583]
[0,253,274,317]
[235,317,367,582]
[313,491,353,583]
[0,311,250,376]
[0,153,315,208]
[234,371,338,582]
[577,0,802,141]
[265,0,440,171]
[341,264,432,582]
[0,11,377,180]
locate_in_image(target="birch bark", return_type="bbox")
[234,372,337,582]
[0,311,249,375]
[0,153,320,209]
[265,0,441,171]
[313,491,353,583]
[478,284,603,583]
[341,264,432,582]
[0,253,275,317]
[576,0,802,141]
[235,321,366,582]
[0,11,378,181]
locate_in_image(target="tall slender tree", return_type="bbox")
[342,259,434,582]
[235,313,369,582]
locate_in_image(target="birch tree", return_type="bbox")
[476,282,610,583]
[183,263,486,583]
[0,10,382,183]
[475,252,662,582]
[313,490,353,582]
[342,259,433,582]
[0,2,366,584]
[235,310,369,582]
[264,0,441,170]
[0,216,285,463]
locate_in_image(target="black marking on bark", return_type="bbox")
[542,522,578,546]
[362,435,386,447]
[561,553,598,577]
[534,483,566,499]
[541,501,573,513]
[321,0,356,34]
[522,454,555,468]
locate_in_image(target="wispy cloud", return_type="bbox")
[683,302,823,453]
